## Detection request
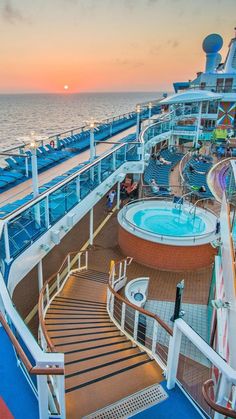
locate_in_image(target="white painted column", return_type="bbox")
[38,260,43,292]
[166,321,182,389]
[31,145,39,198]
[89,208,94,246]
[25,157,29,177]
[148,102,152,125]
[136,105,141,141]
[195,101,203,148]
[37,375,48,419]
[117,182,121,210]
[90,124,95,161]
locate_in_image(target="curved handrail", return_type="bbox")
[202,379,236,418]
[207,157,234,203]
[179,151,192,186]
[108,258,173,336]
[38,250,87,352]
[0,312,64,375]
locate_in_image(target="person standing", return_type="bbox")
[106,190,116,212]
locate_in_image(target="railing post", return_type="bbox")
[133,310,139,342]
[37,375,48,419]
[67,254,71,273]
[166,320,182,390]
[78,253,81,270]
[98,161,101,183]
[45,196,50,228]
[151,321,159,355]
[112,152,116,171]
[85,251,88,270]
[110,293,114,318]
[56,374,66,419]
[214,374,229,419]
[121,302,126,330]
[46,284,50,306]
[3,223,11,264]
[118,262,122,279]
[123,259,127,279]
[76,175,80,202]
[57,273,60,291]
[38,260,43,292]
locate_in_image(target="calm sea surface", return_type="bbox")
[0,92,163,150]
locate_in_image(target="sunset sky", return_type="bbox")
[1,0,236,93]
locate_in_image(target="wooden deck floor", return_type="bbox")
[46,270,162,418]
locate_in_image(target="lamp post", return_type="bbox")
[136,105,141,141]
[30,135,39,198]
[171,280,185,322]
[148,102,152,125]
[89,121,96,162]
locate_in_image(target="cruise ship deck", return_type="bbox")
[1,29,236,419]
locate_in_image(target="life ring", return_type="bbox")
[50,140,55,148]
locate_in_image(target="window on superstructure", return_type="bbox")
[200,82,206,90]
[208,101,218,114]
[216,78,224,92]
[224,78,233,93]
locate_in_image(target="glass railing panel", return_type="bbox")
[89,164,100,189]
[101,155,114,181]
[80,166,96,200]
[126,143,140,161]
[115,145,126,169]
[49,186,67,225]
[65,178,78,212]
[8,199,47,258]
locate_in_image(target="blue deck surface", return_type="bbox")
[0,327,39,419]
[132,381,203,419]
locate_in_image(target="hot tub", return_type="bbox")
[125,277,149,308]
[118,200,218,271]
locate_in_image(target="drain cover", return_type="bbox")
[83,383,168,419]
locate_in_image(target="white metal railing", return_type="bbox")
[106,258,236,418]
[0,271,65,419]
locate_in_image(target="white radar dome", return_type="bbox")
[202,33,223,54]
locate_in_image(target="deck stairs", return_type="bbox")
[45,268,163,418]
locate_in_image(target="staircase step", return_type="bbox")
[64,340,132,363]
[52,330,122,345]
[63,337,130,355]
[54,334,125,352]
[65,346,141,375]
[65,354,151,392]
[48,325,118,339]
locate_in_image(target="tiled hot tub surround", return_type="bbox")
[118,226,217,271]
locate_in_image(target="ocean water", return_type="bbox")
[0,92,162,150]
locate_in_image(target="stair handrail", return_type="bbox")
[0,312,64,375]
[107,257,173,370]
[202,379,236,418]
[107,281,173,336]
[178,150,192,186]
[38,250,88,353]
